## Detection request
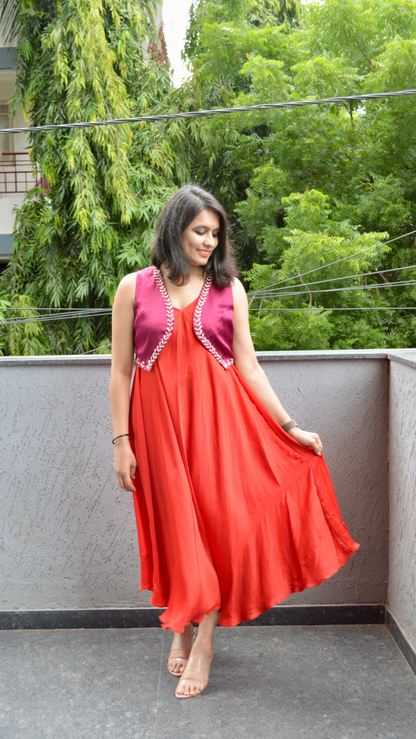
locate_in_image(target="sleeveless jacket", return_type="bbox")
[133,266,234,371]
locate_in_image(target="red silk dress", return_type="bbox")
[129,298,359,632]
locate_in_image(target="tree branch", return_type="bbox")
[352,36,376,67]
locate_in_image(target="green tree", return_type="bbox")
[181,0,416,350]
[0,0,184,355]
[3,0,416,354]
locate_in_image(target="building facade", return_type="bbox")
[0,30,35,269]
[0,6,165,272]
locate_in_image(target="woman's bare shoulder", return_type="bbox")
[231,277,248,303]
[119,271,137,288]
[114,272,137,306]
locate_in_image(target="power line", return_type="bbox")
[247,229,416,296]
[0,309,111,326]
[3,262,415,319]
[0,307,112,311]
[2,230,416,326]
[1,88,416,136]
[248,262,416,295]
[2,264,416,326]
[2,296,415,326]
[249,279,416,300]
[81,342,112,354]
[249,306,416,312]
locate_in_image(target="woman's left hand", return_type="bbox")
[287,427,323,456]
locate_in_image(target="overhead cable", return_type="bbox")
[3,262,416,317]
[81,342,112,354]
[2,232,416,326]
[1,309,111,326]
[250,262,416,294]
[249,279,416,300]
[248,306,416,312]
[1,89,416,136]
[0,307,112,311]
[247,229,416,297]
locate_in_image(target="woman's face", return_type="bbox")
[180,208,220,268]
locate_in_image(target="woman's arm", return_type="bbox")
[232,278,322,456]
[109,273,137,491]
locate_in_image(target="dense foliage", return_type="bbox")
[178,0,416,350]
[1,0,416,353]
[0,0,187,354]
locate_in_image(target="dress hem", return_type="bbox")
[141,540,360,631]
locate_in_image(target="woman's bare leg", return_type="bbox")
[175,610,220,698]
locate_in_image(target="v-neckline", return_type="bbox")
[173,296,199,313]
[154,266,210,312]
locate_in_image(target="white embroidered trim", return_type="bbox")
[193,272,234,369]
[135,266,175,371]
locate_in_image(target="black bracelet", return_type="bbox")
[282,420,297,432]
[112,433,132,445]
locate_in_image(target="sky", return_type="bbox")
[162,0,195,87]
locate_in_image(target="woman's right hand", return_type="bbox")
[114,438,137,492]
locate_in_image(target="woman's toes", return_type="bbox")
[168,660,182,675]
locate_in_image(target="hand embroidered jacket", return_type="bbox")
[133,266,234,371]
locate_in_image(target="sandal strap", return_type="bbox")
[170,629,195,651]
[169,649,190,657]
[184,657,211,675]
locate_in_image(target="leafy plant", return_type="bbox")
[0,0,184,354]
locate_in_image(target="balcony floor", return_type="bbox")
[1,624,415,738]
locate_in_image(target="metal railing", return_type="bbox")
[0,152,37,194]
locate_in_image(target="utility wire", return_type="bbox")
[1,89,416,136]
[248,279,416,300]
[2,292,415,326]
[2,270,416,325]
[1,309,111,326]
[249,306,416,312]
[0,307,112,311]
[248,262,416,295]
[3,262,416,317]
[2,232,416,326]
[80,342,112,354]
[247,229,416,296]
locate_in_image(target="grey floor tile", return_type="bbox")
[155,625,416,739]
[1,625,415,739]
[0,628,164,739]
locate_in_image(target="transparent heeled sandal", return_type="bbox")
[167,626,196,676]
[175,656,211,699]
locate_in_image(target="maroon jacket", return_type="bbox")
[133,266,234,371]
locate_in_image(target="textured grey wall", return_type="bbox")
[388,355,416,647]
[0,360,144,610]
[259,356,389,606]
[0,352,389,612]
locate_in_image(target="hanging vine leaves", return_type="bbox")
[0,0,185,354]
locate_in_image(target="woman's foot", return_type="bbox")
[175,656,212,698]
[167,623,195,676]
[175,642,213,698]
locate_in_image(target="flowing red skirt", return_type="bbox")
[129,299,359,632]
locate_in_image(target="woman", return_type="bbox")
[109,184,359,700]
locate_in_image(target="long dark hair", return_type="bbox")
[151,184,238,287]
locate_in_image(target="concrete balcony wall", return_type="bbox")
[1,350,398,616]
[258,351,389,607]
[388,354,416,650]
